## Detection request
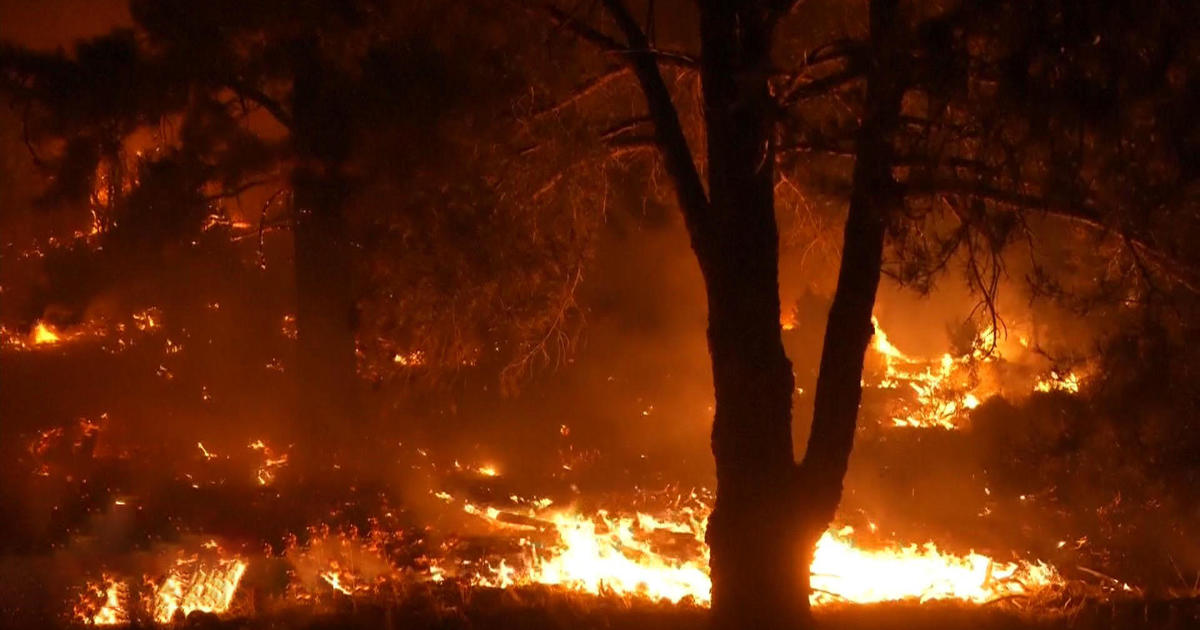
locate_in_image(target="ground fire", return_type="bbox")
[2,1,1199,629]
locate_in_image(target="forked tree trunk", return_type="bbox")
[600,1,902,627]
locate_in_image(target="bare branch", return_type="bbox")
[531,66,631,119]
[907,178,1200,294]
[531,2,624,51]
[778,65,863,110]
[202,178,274,202]
[777,140,855,158]
[19,105,48,169]
[224,80,293,130]
[599,115,652,141]
[595,0,712,250]
[525,2,699,67]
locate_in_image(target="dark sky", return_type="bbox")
[0,0,130,50]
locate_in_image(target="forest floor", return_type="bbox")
[31,589,1198,630]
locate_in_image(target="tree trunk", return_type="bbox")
[697,4,806,630]
[291,166,359,459]
[702,1,904,627]
[799,0,903,526]
[289,41,360,464]
[599,1,903,627]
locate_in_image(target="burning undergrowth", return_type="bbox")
[0,290,1195,627]
[0,401,1142,628]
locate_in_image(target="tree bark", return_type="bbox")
[695,3,806,630]
[799,0,903,527]
[595,1,904,627]
[291,166,359,459]
[288,41,360,463]
[703,1,904,627]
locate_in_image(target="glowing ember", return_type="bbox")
[197,442,218,460]
[393,350,426,366]
[248,439,289,485]
[455,460,501,477]
[281,314,298,340]
[131,308,161,331]
[152,557,247,623]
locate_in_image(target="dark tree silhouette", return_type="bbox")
[523,0,1200,627]
[517,1,902,626]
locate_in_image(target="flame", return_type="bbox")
[31,321,62,345]
[867,317,1084,429]
[76,575,127,625]
[152,557,247,623]
[810,526,1059,604]
[469,508,711,603]
[871,316,978,429]
[248,439,288,485]
[781,311,797,331]
[393,350,426,366]
[459,502,1062,606]
[3,310,163,353]
[75,556,245,625]
[131,308,161,331]
[870,316,908,360]
[871,317,983,429]
[1034,371,1082,394]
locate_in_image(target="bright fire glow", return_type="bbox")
[152,557,247,623]
[810,526,1059,604]
[870,317,989,429]
[867,317,1084,429]
[461,503,1061,606]
[76,575,127,625]
[75,556,246,625]
[393,350,426,366]
[31,321,62,345]
[1034,371,1081,394]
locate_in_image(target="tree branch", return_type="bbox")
[531,66,631,119]
[778,64,863,110]
[202,178,274,202]
[595,0,712,251]
[224,80,293,130]
[526,2,699,68]
[907,178,1200,294]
